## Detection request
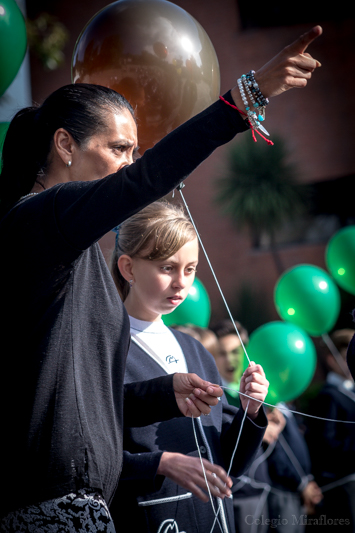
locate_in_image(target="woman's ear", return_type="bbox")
[52,128,75,166]
[117,254,134,283]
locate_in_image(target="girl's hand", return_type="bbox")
[157,452,232,502]
[239,362,269,419]
[173,372,223,418]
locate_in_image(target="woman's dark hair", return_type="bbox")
[0,83,135,218]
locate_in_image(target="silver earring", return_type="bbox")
[66,161,72,167]
[129,279,133,288]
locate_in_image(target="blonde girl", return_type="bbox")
[109,200,269,533]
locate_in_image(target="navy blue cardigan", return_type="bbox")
[111,328,267,533]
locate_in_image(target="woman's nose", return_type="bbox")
[118,153,134,170]
[126,152,134,165]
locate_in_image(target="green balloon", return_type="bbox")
[162,277,211,327]
[0,0,27,97]
[326,226,355,296]
[0,122,9,170]
[247,321,316,404]
[274,264,340,336]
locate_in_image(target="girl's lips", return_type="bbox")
[167,296,183,305]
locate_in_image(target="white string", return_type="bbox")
[179,187,251,365]
[227,399,251,476]
[227,386,355,424]
[208,399,250,533]
[191,416,224,533]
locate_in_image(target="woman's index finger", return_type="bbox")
[287,25,323,55]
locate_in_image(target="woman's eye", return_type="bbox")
[161,266,172,272]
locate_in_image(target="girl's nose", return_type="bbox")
[172,271,186,289]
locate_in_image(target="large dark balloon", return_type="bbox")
[71,0,220,152]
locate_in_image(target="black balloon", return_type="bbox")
[72,0,220,152]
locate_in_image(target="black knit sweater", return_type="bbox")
[0,92,248,516]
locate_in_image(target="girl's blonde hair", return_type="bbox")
[110,200,197,301]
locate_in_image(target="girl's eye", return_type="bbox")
[186,267,197,274]
[161,266,172,272]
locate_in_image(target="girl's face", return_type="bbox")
[124,237,199,322]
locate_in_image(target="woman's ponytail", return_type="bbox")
[0,106,43,218]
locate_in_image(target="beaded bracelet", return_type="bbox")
[237,77,270,137]
[237,68,271,138]
[245,71,269,107]
[242,72,269,119]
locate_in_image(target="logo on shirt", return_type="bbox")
[166,355,179,365]
[157,519,185,533]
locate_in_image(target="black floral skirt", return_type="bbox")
[0,489,116,532]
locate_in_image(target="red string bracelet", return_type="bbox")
[219,95,274,146]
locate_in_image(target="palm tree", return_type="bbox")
[215,135,309,274]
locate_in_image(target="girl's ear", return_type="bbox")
[117,254,134,282]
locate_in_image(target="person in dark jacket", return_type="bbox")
[266,405,322,532]
[307,329,355,532]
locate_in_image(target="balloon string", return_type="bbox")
[191,416,224,533]
[208,399,251,533]
[178,187,251,365]
[224,386,355,424]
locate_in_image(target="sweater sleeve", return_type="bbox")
[120,450,164,493]
[52,91,248,250]
[123,374,182,427]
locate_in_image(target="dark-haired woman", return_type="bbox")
[0,26,321,531]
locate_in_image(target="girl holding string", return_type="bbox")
[109,200,268,533]
[0,25,321,532]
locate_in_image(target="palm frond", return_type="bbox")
[215,135,307,236]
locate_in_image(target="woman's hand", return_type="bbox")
[157,452,233,502]
[173,373,223,418]
[231,25,322,110]
[239,362,269,419]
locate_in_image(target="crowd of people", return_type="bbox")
[2,21,353,533]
